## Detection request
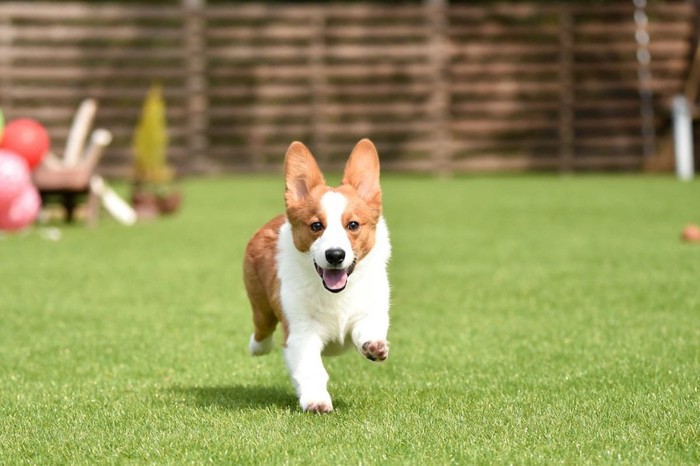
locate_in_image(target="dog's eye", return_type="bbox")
[347,221,360,231]
[310,222,324,232]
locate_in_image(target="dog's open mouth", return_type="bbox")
[314,261,356,293]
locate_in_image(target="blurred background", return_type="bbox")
[0,0,698,178]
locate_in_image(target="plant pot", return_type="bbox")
[131,189,160,220]
[157,190,181,215]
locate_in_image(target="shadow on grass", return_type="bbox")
[172,384,297,411]
[170,384,350,412]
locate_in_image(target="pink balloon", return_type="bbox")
[0,149,31,209]
[0,183,41,231]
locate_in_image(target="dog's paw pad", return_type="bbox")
[303,401,334,414]
[362,340,389,362]
[300,392,334,413]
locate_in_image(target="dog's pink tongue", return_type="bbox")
[322,268,348,291]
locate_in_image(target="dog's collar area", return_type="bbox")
[314,260,356,293]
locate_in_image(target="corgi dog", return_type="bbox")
[243,139,391,413]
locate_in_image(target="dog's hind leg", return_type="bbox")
[243,263,280,356]
[243,214,287,356]
[244,239,285,357]
[248,305,277,356]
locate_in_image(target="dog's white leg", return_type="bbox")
[284,333,333,413]
[351,310,390,362]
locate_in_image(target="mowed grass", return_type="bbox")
[0,174,698,464]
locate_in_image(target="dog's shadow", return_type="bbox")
[171,384,297,411]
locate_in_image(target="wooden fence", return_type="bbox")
[0,1,696,177]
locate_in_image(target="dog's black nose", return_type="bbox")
[325,248,346,266]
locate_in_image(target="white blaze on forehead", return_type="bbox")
[321,191,346,226]
[311,191,354,268]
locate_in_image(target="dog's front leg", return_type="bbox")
[352,310,390,362]
[284,333,333,413]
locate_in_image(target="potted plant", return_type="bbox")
[131,83,181,219]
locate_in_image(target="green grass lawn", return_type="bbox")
[1,174,699,464]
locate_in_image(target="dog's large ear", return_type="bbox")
[284,141,325,205]
[342,139,381,205]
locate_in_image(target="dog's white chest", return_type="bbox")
[276,218,390,348]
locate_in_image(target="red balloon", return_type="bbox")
[0,118,50,170]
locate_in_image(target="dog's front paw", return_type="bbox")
[299,392,334,414]
[361,340,389,362]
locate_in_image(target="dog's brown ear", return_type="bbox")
[284,141,325,205]
[342,139,381,206]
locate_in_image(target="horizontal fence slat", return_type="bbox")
[0,2,183,19]
[12,26,184,41]
[5,66,187,80]
[5,46,184,60]
[206,27,315,41]
[8,86,189,100]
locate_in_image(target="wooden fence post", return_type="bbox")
[426,0,452,177]
[558,5,575,173]
[683,0,700,102]
[183,0,210,174]
[309,8,329,164]
[634,0,655,160]
[0,16,13,113]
